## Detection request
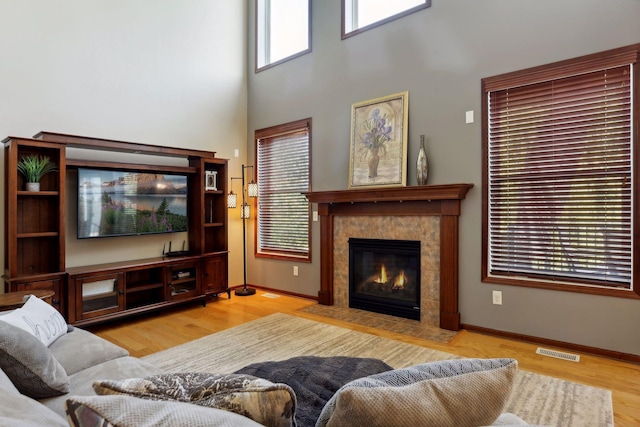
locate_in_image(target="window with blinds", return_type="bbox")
[256,118,311,260]
[482,44,639,296]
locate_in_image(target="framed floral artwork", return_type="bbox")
[348,91,408,189]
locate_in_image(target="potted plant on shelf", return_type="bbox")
[17,154,58,191]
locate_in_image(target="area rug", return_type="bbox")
[143,313,613,427]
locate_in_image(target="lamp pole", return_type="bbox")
[234,164,256,296]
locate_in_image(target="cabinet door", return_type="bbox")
[71,273,124,321]
[167,262,200,301]
[202,254,228,296]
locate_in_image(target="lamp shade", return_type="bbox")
[241,203,250,219]
[227,191,237,208]
[248,181,258,198]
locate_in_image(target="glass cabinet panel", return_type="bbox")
[78,274,123,318]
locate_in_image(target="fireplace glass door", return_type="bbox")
[349,238,420,320]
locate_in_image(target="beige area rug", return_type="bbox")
[143,313,613,427]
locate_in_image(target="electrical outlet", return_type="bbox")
[492,290,503,305]
[293,265,299,276]
[234,149,239,158]
[313,211,318,222]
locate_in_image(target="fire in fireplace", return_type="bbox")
[349,238,420,320]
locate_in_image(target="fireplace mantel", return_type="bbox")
[304,184,473,331]
[304,184,472,204]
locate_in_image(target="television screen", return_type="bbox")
[77,168,188,239]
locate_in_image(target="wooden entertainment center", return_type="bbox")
[3,132,229,326]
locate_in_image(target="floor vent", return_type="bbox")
[536,347,580,362]
[261,293,280,298]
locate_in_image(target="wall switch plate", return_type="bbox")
[465,110,474,124]
[313,211,318,221]
[234,149,239,158]
[492,290,503,305]
[293,265,299,276]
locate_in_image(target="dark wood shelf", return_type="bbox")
[304,184,473,204]
[17,190,59,196]
[17,232,59,238]
[126,282,164,293]
[4,138,66,313]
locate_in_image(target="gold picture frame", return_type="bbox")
[348,91,408,189]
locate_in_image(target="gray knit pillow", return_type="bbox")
[66,395,265,427]
[316,358,518,427]
[0,320,69,398]
[94,372,296,427]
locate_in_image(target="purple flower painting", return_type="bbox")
[349,92,409,189]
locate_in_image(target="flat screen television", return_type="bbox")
[77,168,188,239]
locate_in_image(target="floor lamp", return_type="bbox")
[228,164,258,296]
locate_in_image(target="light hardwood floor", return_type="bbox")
[89,291,640,427]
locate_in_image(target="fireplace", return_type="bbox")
[349,238,420,320]
[305,184,473,330]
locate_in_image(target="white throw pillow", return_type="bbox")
[0,295,67,346]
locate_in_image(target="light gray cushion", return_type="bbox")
[49,328,129,375]
[40,356,163,418]
[0,321,69,398]
[491,413,530,425]
[0,366,19,393]
[0,295,67,346]
[65,395,264,427]
[316,358,518,427]
[94,372,296,427]
[0,384,67,427]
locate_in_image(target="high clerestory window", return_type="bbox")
[256,118,311,261]
[256,0,311,72]
[482,43,640,298]
[342,0,430,39]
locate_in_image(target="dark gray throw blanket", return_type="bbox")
[234,356,392,427]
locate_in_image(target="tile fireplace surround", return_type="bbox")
[305,184,473,331]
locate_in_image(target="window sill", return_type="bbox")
[482,275,640,299]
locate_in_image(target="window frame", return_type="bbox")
[341,0,431,39]
[255,118,312,262]
[255,0,312,73]
[481,43,640,299]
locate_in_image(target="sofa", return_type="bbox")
[0,296,531,427]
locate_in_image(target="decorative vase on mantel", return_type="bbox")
[416,135,429,185]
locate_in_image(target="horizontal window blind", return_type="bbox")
[257,127,310,259]
[487,65,632,288]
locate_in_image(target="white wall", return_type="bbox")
[246,0,640,356]
[0,1,248,286]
